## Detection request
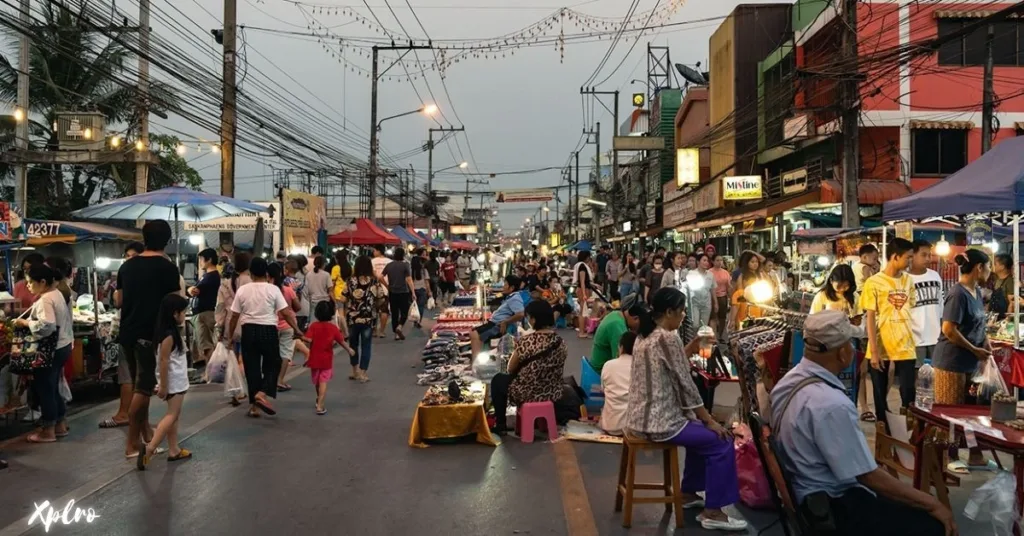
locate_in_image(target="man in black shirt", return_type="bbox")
[189,248,221,366]
[117,220,182,458]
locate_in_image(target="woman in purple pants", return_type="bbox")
[625,287,747,532]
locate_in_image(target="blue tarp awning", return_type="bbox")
[389,226,423,244]
[884,136,1024,221]
[416,231,441,247]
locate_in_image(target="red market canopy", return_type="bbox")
[327,218,400,246]
[449,240,478,251]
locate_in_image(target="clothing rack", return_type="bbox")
[750,306,808,331]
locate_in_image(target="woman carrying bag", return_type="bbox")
[16,264,74,444]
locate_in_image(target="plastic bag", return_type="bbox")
[409,302,421,323]
[733,423,773,509]
[426,297,435,310]
[205,343,232,384]
[59,375,72,403]
[224,353,247,400]
[973,355,1009,399]
[965,470,1019,536]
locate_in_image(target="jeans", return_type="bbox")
[415,288,428,321]
[33,344,72,428]
[870,359,916,425]
[691,299,713,328]
[240,324,281,405]
[619,281,637,300]
[663,422,740,509]
[348,324,374,371]
[389,292,411,332]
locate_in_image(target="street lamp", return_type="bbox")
[585,198,608,207]
[436,161,468,174]
[377,104,438,129]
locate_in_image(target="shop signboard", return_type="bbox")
[662,181,692,229]
[723,175,762,201]
[694,178,722,213]
[966,218,992,246]
[0,202,13,240]
[895,222,913,241]
[676,148,700,186]
[495,188,555,203]
[782,167,808,195]
[450,225,478,235]
[282,189,326,251]
[184,202,279,232]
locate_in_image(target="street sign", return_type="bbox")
[495,188,555,203]
[613,136,665,151]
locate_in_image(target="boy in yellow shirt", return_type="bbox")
[860,237,916,427]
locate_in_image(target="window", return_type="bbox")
[938,19,1024,67]
[912,129,967,176]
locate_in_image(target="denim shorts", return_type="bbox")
[474,321,501,343]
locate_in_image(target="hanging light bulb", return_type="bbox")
[988,240,1000,253]
[12,107,24,122]
[135,140,145,151]
[211,144,220,154]
[110,135,121,148]
[176,144,187,156]
[935,234,951,257]
[83,128,93,140]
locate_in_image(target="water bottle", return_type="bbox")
[697,325,715,359]
[916,364,934,412]
[497,333,515,358]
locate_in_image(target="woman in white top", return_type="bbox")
[304,256,334,316]
[225,257,303,418]
[215,251,252,344]
[17,264,74,444]
[138,294,192,469]
[573,251,596,339]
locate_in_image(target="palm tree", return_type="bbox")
[0,2,183,218]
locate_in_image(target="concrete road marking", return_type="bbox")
[554,440,599,536]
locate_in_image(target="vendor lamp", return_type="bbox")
[94,257,112,270]
[385,248,395,256]
[746,279,774,305]
[188,234,203,245]
[685,271,705,291]
[935,234,951,257]
[476,254,486,263]
[816,256,831,268]
[475,352,491,366]
[989,240,1000,253]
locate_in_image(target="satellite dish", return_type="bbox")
[674,63,707,86]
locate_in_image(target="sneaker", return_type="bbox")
[696,514,748,532]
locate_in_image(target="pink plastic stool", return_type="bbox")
[515,401,559,443]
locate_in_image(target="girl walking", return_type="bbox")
[344,256,385,382]
[138,294,192,469]
[411,254,433,329]
[303,302,355,414]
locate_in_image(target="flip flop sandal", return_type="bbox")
[247,409,261,418]
[126,447,166,459]
[99,418,128,429]
[860,412,876,422]
[947,461,970,475]
[55,429,69,438]
[168,449,192,462]
[316,408,327,416]
[968,459,999,472]
[255,397,276,416]
[27,434,56,444]
[277,385,292,392]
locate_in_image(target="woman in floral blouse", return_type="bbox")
[626,286,747,532]
[343,255,384,382]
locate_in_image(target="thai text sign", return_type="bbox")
[184,202,279,232]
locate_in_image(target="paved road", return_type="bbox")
[0,324,1005,535]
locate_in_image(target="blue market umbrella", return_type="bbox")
[71,186,271,267]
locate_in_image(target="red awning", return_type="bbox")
[449,240,478,251]
[820,180,911,205]
[327,218,401,246]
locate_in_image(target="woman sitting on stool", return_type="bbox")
[625,287,747,532]
[490,300,567,436]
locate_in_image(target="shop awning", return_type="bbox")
[449,240,478,251]
[389,226,425,244]
[327,218,400,246]
[820,180,911,205]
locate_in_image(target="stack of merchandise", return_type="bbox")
[417,331,473,385]
[420,380,485,406]
[437,307,487,323]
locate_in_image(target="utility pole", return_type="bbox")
[574,151,580,242]
[580,87,620,231]
[367,43,433,221]
[220,0,237,249]
[426,126,464,238]
[14,0,29,214]
[982,24,995,154]
[840,0,860,229]
[136,0,151,198]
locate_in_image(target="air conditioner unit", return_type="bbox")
[784,113,815,141]
[56,112,106,151]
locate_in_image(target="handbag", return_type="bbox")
[9,310,60,375]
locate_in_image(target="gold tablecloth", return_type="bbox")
[408,399,499,448]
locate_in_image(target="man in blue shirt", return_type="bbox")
[771,310,953,536]
[470,275,530,357]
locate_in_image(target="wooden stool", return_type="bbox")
[614,435,684,528]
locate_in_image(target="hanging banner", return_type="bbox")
[282,189,326,251]
[895,222,913,241]
[495,188,555,203]
[966,218,992,247]
[676,148,700,186]
[723,176,763,201]
[694,178,722,212]
[184,202,280,232]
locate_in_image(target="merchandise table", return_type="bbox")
[408,383,499,448]
[909,404,1024,534]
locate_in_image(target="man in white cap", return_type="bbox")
[771,310,955,536]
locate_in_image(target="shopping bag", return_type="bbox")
[205,343,232,384]
[59,375,72,403]
[965,471,1019,536]
[426,297,435,310]
[974,355,1009,399]
[224,353,247,400]
[733,423,773,509]
[409,302,421,323]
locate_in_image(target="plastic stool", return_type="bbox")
[515,401,559,443]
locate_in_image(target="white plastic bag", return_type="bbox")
[973,355,1009,399]
[426,297,435,310]
[965,470,1019,536]
[205,343,232,384]
[223,353,247,400]
[59,375,72,403]
[409,301,421,323]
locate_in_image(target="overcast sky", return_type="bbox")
[147,0,783,230]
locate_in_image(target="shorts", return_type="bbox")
[915,345,935,368]
[310,368,334,384]
[165,390,188,400]
[474,321,502,343]
[194,311,217,358]
[296,316,309,332]
[117,351,132,385]
[440,281,457,294]
[121,339,158,396]
[279,327,296,361]
[552,303,573,317]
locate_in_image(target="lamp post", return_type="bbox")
[368,103,438,220]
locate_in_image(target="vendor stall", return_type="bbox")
[327,218,400,246]
[408,381,498,448]
[389,226,426,245]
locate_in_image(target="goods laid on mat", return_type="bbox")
[421,380,485,406]
[418,331,473,386]
[437,307,489,322]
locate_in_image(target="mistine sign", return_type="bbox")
[723,175,762,201]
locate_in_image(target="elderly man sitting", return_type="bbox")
[771,310,955,536]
